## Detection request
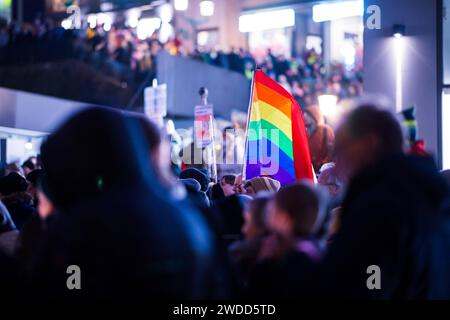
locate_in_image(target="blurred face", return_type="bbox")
[220,179,235,197]
[334,124,380,180]
[23,166,33,175]
[266,200,292,239]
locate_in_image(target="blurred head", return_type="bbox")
[244,177,281,197]
[334,103,404,180]
[220,175,236,197]
[4,163,23,177]
[40,107,151,211]
[180,168,209,192]
[268,182,327,240]
[0,172,28,198]
[131,115,175,188]
[317,163,343,198]
[241,196,270,240]
[22,159,35,175]
[278,74,288,84]
[214,193,253,237]
[26,168,45,200]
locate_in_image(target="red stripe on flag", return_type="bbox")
[255,70,293,100]
[291,99,314,181]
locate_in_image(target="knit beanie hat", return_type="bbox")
[246,177,281,194]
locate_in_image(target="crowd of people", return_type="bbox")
[0,16,363,110]
[1,100,450,299]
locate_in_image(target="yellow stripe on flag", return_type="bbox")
[250,100,293,140]
[255,82,292,119]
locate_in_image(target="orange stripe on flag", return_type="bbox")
[254,81,292,119]
[255,70,293,100]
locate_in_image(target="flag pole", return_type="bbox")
[242,70,257,182]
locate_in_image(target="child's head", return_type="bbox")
[268,182,327,240]
[241,195,270,240]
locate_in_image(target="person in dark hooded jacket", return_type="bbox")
[0,172,37,230]
[180,168,210,193]
[30,107,214,299]
[180,178,210,209]
[312,103,450,299]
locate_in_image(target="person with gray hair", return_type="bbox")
[318,162,344,200]
[313,103,450,299]
[333,102,405,181]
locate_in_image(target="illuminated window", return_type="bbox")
[174,0,189,11]
[239,9,295,33]
[200,1,215,17]
[312,0,363,23]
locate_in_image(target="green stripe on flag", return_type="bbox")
[248,120,294,160]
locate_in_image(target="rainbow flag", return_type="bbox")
[243,70,314,185]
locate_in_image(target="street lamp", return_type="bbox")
[393,24,405,38]
[393,24,405,112]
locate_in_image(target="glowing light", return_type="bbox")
[159,22,174,43]
[239,8,295,33]
[341,40,356,68]
[197,31,209,46]
[174,0,189,11]
[200,0,215,17]
[165,119,176,135]
[100,2,113,11]
[318,95,338,120]
[442,91,450,169]
[96,13,113,31]
[312,0,363,23]
[61,19,72,30]
[137,17,161,40]
[127,8,141,28]
[306,35,322,54]
[394,36,404,113]
[25,141,33,150]
[97,13,111,25]
[87,15,97,28]
[393,24,405,39]
[158,3,173,23]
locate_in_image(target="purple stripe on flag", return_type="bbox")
[245,163,296,186]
